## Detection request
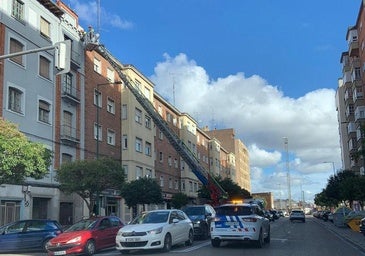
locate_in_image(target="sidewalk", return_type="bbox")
[313,217,365,252]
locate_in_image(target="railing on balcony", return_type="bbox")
[61,83,80,104]
[347,122,356,133]
[354,106,365,121]
[60,124,80,145]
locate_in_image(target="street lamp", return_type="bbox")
[96,81,123,158]
[323,161,336,176]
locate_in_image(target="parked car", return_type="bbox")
[0,219,63,253]
[322,210,332,222]
[46,216,124,256]
[115,209,194,253]
[210,203,270,248]
[264,210,275,222]
[182,204,215,239]
[290,210,306,223]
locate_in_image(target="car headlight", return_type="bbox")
[148,226,163,235]
[67,236,82,244]
[194,220,201,224]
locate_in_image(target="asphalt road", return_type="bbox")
[5,216,365,256]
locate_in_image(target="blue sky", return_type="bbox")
[67,0,361,203]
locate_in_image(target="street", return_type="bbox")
[5,216,365,256]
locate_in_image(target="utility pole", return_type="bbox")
[283,137,292,211]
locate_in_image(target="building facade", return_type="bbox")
[338,0,365,175]
[0,0,252,225]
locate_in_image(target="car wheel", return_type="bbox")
[119,250,130,254]
[211,238,221,248]
[255,229,264,248]
[85,240,96,256]
[185,229,194,246]
[162,233,172,252]
[264,227,270,244]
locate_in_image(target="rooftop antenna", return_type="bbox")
[169,72,176,106]
[97,0,101,34]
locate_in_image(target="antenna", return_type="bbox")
[169,72,176,106]
[97,0,101,34]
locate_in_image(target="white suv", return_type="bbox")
[210,203,270,248]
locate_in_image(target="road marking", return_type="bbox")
[172,241,210,253]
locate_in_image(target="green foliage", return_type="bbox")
[0,119,52,185]
[56,157,125,216]
[171,192,189,209]
[198,176,251,202]
[314,170,365,208]
[120,177,163,210]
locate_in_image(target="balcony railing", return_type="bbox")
[61,83,80,104]
[60,124,80,145]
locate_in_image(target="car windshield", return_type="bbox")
[184,207,205,216]
[215,206,253,215]
[130,211,169,224]
[66,219,98,231]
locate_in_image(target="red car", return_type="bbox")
[46,216,124,255]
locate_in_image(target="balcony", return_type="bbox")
[354,106,365,121]
[349,40,359,57]
[61,83,80,104]
[347,122,356,133]
[60,125,80,145]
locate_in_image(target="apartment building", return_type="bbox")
[204,128,251,192]
[153,93,183,206]
[0,0,85,225]
[338,0,365,175]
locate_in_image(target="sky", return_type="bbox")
[65,0,361,203]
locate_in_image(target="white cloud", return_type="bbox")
[150,53,341,202]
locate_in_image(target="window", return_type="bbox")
[123,165,128,179]
[12,0,24,21]
[40,17,50,38]
[145,115,151,129]
[94,89,102,107]
[174,180,178,190]
[146,168,152,178]
[9,38,24,65]
[107,68,114,82]
[122,104,127,119]
[159,131,163,140]
[94,123,102,141]
[167,112,171,122]
[63,111,72,137]
[135,108,142,124]
[160,176,164,187]
[61,153,72,163]
[39,55,50,79]
[136,166,143,179]
[107,98,115,114]
[135,137,142,152]
[169,178,172,189]
[38,100,51,124]
[159,152,163,163]
[122,134,128,149]
[174,158,178,168]
[8,86,23,114]
[168,156,172,166]
[63,73,73,95]
[107,129,115,145]
[144,87,150,99]
[94,58,101,73]
[145,142,152,156]
[181,181,185,191]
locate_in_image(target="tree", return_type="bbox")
[120,177,163,216]
[198,176,251,203]
[0,118,52,185]
[56,157,125,216]
[171,192,189,209]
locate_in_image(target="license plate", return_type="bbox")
[54,251,66,256]
[126,237,141,242]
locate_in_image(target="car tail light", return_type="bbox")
[242,217,257,222]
